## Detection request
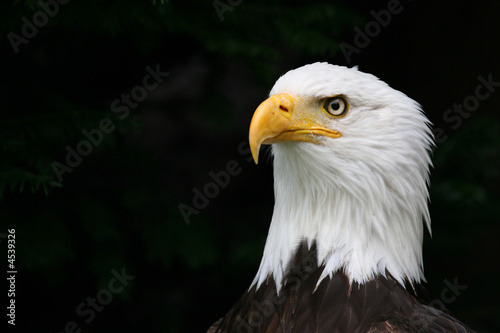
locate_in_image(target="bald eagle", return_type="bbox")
[208,63,475,332]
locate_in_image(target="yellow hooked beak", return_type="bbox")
[249,93,341,164]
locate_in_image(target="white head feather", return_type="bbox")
[251,62,434,291]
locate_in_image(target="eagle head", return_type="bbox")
[249,62,434,290]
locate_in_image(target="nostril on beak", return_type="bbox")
[279,105,289,112]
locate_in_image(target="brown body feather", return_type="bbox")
[209,241,475,333]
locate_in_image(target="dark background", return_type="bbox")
[1,0,499,332]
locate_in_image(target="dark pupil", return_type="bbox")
[330,100,340,110]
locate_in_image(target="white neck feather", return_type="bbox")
[252,137,431,290]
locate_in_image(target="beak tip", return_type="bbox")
[250,142,260,165]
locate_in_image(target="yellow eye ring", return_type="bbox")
[323,96,348,117]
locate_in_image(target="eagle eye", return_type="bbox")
[324,96,348,117]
